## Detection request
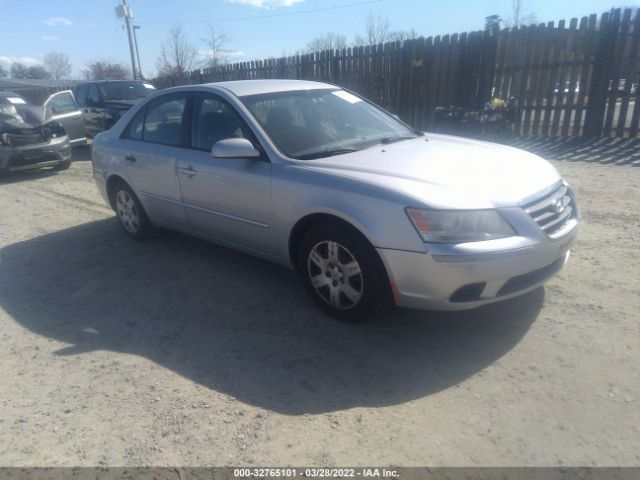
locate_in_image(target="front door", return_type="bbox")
[178,93,273,254]
[45,91,86,144]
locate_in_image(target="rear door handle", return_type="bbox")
[125,155,136,163]
[179,165,198,177]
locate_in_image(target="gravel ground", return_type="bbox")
[0,151,638,467]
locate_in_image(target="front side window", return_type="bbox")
[240,89,417,159]
[45,92,77,118]
[142,96,187,147]
[191,95,254,151]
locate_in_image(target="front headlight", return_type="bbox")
[406,208,515,243]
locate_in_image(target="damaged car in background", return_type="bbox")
[0,90,85,174]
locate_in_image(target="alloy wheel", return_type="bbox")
[307,240,364,310]
[116,190,140,234]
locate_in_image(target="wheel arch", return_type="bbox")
[105,174,129,210]
[288,211,396,308]
[288,211,378,269]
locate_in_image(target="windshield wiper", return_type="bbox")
[295,147,360,160]
[379,135,419,145]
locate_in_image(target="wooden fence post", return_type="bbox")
[584,10,619,138]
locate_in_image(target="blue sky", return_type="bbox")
[0,0,630,79]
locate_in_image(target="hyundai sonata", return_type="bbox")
[92,80,579,321]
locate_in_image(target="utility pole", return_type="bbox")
[133,25,143,80]
[116,0,138,79]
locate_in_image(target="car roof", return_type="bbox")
[208,79,337,97]
[76,80,148,86]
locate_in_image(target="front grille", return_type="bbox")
[2,132,46,148]
[522,183,577,238]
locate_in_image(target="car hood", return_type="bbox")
[298,133,561,209]
[0,104,48,133]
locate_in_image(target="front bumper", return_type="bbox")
[0,136,71,173]
[378,210,578,311]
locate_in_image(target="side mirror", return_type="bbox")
[211,138,260,159]
[86,98,98,107]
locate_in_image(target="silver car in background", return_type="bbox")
[92,80,579,322]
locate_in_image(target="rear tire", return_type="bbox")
[112,181,155,241]
[297,222,391,322]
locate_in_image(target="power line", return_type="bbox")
[135,0,384,25]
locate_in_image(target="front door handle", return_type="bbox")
[179,165,197,177]
[125,155,136,163]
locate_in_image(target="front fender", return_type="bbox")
[271,164,427,263]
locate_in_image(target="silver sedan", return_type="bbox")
[92,79,579,322]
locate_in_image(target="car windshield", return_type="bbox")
[98,82,155,102]
[240,89,419,159]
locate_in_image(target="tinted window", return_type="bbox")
[143,96,187,146]
[192,95,253,151]
[87,85,101,105]
[46,92,77,118]
[126,108,145,141]
[76,85,88,106]
[99,82,155,101]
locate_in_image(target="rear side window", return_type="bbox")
[142,96,188,146]
[127,108,145,141]
[76,85,88,106]
[87,85,101,104]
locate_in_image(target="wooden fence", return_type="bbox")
[154,7,640,139]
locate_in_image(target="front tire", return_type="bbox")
[53,160,71,171]
[297,222,390,322]
[112,182,154,241]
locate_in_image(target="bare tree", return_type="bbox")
[306,32,348,52]
[388,28,419,43]
[505,0,537,28]
[364,13,390,45]
[83,61,130,80]
[10,63,51,79]
[485,14,502,34]
[199,25,229,69]
[156,26,198,77]
[43,52,71,80]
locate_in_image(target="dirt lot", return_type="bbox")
[0,150,638,467]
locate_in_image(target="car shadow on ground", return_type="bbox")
[0,219,545,415]
[0,168,61,185]
[72,144,91,162]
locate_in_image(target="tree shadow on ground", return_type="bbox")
[0,219,544,415]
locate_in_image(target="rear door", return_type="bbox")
[78,84,107,137]
[45,90,86,144]
[118,92,191,230]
